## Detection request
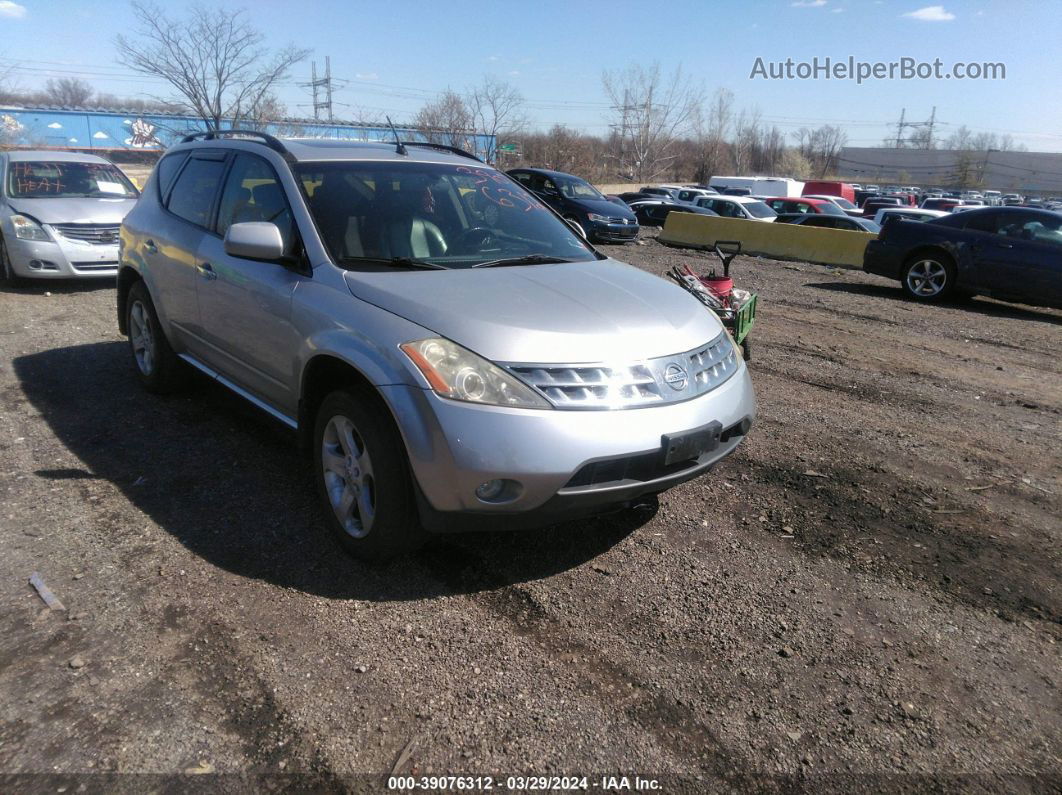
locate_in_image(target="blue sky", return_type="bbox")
[1,0,1059,151]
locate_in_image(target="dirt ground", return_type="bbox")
[0,230,1058,793]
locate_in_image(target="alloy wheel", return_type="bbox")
[321,414,376,539]
[128,300,156,375]
[905,259,948,297]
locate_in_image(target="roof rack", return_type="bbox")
[399,141,482,163]
[180,129,292,160]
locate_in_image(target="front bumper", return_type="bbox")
[4,232,119,279]
[379,362,756,531]
[591,220,640,242]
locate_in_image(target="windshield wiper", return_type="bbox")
[472,254,578,268]
[340,256,447,271]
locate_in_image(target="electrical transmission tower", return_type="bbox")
[301,57,334,122]
[893,106,937,148]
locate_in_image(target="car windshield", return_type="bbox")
[7,160,138,199]
[557,177,603,200]
[745,201,777,218]
[833,197,857,210]
[297,161,598,269]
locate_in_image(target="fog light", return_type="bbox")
[475,479,506,500]
[474,478,522,504]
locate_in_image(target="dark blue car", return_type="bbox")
[863,207,1062,307]
[507,168,639,243]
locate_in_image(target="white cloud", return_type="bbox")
[487,55,500,62]
[903,5,955,21]
[791,0,826,6]
[68,137,78,143]
[507,70,520,77]
[832,6,843,11]
[92,131,109,139]
[47,122,62,129]
[354,72,378,81]
[0,1,27,19]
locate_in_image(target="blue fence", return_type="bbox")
[0,107,495,159]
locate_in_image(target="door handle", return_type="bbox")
[995,241,1014,249]
[197,262,217,280]
[144,239,157,253]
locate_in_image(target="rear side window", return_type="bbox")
[166,156,226,229]
[154,152,188,200]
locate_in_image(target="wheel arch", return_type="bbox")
[116,266,143,335]
[298,353,396,453]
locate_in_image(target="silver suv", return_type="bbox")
[117,131,756,558]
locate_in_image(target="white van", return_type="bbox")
[709,176,805,198]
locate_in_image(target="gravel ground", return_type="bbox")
[0,231,1059,793]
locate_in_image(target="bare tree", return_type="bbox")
[44,77,94,107]
[602,63,699,182]
[690,88,734,182]
[115,2,308,130]
[943,124,973,150]
[412,89,474,150]
[467,77,527,163]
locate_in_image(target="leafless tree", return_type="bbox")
[115,2,309,130]
[44,77,94,107]
[602,63,699,182]
[467,76,527,163]
[690,88,734,182]
[412,89,474,150]
[943,124,973,151]
[793,124,847,176]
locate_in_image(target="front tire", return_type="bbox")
[314,389,424,560]
[126,280,186,393]
[902,253,956,302]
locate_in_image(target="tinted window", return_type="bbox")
[167,156,226,228]
[962,211,1001,234]
[155,153,188,199]
[216,154,296,252]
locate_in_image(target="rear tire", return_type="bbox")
[901,253,956,302]
[314,388,424,560]
[126,280,186,393]
[1,236,25,288]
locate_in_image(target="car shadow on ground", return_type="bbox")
[806,281,1062,324]
[13,342,647,602]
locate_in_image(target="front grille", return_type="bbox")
[505,335,739,410]
[52,224,121,245]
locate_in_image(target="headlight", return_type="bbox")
[11,214,51,241]
[587,213,609,222]
[400,338,549,409]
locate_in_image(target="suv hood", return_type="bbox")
[344,259,724,364]
[5,197,136,225]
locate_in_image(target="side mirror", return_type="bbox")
[224,222,284,261]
